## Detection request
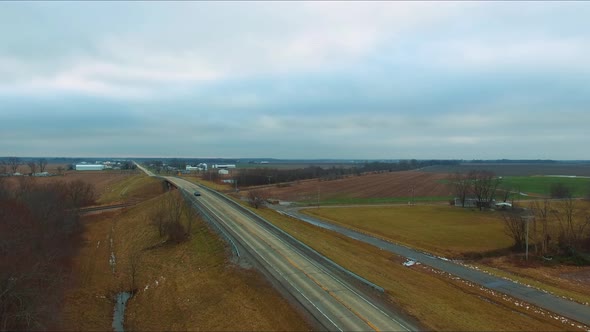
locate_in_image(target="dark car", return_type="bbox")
[194,191,201,196]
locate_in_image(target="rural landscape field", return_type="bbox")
[3,1,590,331]
[3,158,590,331]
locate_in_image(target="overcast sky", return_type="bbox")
[1,2,589,159]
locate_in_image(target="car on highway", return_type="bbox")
[194,191,201,196]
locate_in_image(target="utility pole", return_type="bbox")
[521,215,532,260]
[317,186,320,209]
[525,216,529,261]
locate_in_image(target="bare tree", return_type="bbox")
[0,161,6,175]
[66,180,97,208]
[149,199,168,237]
[247,189,268,209]
[7,157,21,174]
[530,199,551,255]
[469,170,501,210]
[502,211,526,250]
[552,198,590,253]
[56,166,64,175]
[128,251,141,291]
[37,158,47,173]
[148,192,192,243]
[27,161,37,175]
[448,173,470,207]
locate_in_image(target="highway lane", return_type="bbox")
[133,162,155,177]
[278,207,590,327]
[165,176,414,332]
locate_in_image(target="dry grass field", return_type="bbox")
[97,174,164,204]
[304,205,513,257]
[242,170,451,204]
[302,203,590,306]
[5,171,132,193]
[60,188,311,330]
[246,207,577,331]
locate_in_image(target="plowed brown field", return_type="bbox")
[5,171,135,193]
[250,171,451,202]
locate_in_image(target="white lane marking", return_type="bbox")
[203,184,410,331]
[179,182,343,332]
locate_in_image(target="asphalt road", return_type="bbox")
[162,176,415,331]
[133,162,155,177]
[277,207,590,327]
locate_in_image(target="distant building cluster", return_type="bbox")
[75,160,131,171]
[186,163,208,171]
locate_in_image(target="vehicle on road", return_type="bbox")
[194,191,201,196]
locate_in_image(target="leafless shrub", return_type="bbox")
[149,192,189,243]
[502,211,526,250]
[247,189,268,209]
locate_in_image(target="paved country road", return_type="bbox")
[276,207,590,327]
[132,162,418,331]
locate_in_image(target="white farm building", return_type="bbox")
[75,164,105,171]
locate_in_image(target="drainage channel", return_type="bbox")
[112,291,133,332]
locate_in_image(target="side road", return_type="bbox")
[275,206,590,327]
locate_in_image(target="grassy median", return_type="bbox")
[247,206,578,331]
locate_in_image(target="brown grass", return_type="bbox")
[240,171,451,202]
[473,257,590,305]
[5,171,136,196]
[96,174,165,204]
[246,206,579,331]
[303,205,513,258]
[302,204,590,306]
[60,189,311,331]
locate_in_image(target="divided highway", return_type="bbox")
[132,164,416,331]
[166,176,414,331]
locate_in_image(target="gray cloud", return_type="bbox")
[1,2,589,159]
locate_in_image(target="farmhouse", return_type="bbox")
[75,164,105,171]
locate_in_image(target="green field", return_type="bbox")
[501,176,590,197]
[303,205,513,257]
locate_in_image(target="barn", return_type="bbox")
[75,164,105,171]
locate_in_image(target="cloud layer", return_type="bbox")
[1,2,589,159]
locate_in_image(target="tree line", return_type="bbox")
[0,177,96,330]
[502,198,590,262]
[449,170,590,261]
[205,160,460,187]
